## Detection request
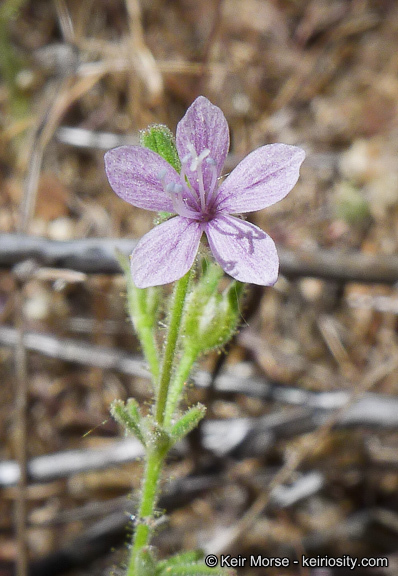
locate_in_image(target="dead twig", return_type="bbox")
[207,356,398,555]
[1,325,398,428]
[13,276,29,576]
[24,469,325,576]
[2,234,398,283]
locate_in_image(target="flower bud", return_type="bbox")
[182,262,244,354]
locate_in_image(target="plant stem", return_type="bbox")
[138,323,160,383]
[155,271,191,425]
[127,450,164,576]
[164,347,197,426]
[128,279,160,384]
[126,271,192,575]
[118,250,160,386]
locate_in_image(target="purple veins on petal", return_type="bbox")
[205,215,279,286]
[130,217,202,288]
[104,146,178,213]
[176,96,229,192]
[215,143,306,214]
[105,96,305,287]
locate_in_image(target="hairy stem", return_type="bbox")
[155,271,191,425]
[141,326,159,383]
[127,450,164,576]
[164,347,198,426]
[126,271,192,575]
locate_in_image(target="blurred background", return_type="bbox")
[1,0,398,574]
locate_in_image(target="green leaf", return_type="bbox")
[110,399,146,446]
[169,404,206,444]
[157,562,231,575]
[140,124,181,173]
[156,550,204,571]
[156,548,235,575]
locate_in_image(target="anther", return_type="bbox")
[157,168,167,180]
[166,182,176,194]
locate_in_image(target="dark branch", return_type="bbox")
[0,234,137,274]
[1,326,398,444]
[2,234,398,283]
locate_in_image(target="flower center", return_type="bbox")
[157,145,219,221]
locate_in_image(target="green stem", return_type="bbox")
[155,271,191,425]
[127,450,164,576]
[126,271,192,575]
[164,347,198,427]
[131,286,160,384]
[138,324,160,383]
[118,250,160,386]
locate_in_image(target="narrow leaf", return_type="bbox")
[111,399,146,446]
[169,404,206,444]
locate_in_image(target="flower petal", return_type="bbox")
[131,217,202,288]
[216,144,305,213]
[176,96,229,190]
[205,215,279,286]
[105,146,178,212]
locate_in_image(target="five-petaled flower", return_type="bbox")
[105,96,305,288]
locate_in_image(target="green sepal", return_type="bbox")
[154,211,174,224]
[110,398,146,446]
[140,124,181,222]
[169,404,206,445]
[140,124,181,174]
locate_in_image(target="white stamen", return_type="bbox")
[187,142,196,157]
[166,182,176,194]
[160,142,219,217]
[179,153,201,208]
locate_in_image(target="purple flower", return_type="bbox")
[105,96,305,288]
